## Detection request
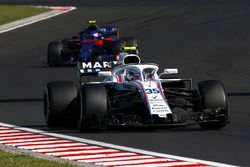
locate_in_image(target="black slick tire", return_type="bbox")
[47,41,63,67]
[44,81,78,127]
[198,80,228,129]
[79,84,108,132]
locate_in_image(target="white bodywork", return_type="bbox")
[97,54,176,118]
[141,81,172,118]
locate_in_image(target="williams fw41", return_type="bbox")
[47,20,139,66]
[44,54,229,131]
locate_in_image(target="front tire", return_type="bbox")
[79,84,108,132]
[44,81,78,127]
[198,80,228,129]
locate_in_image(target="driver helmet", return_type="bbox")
[87,24,99,31]
[126,69,141,81]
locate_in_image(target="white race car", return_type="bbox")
[44,54,229,131]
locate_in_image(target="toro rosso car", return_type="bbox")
[44,54,229,131]
[47,20,138,67]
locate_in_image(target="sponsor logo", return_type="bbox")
[152,95,158,99]
[145,88,160,94]
[81,61,117,69]
[152,108,168,111]
[101,27,118,33]
[153,104,164,107]
[148,99,164,102]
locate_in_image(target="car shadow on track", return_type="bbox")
[24,125,204,134]
[227,92,250,96]
[0,95,232,134]
[0,98,43,103]
[28,63,75,69]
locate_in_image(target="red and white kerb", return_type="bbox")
[0,125,214,167]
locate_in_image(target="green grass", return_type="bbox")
[0,5,51,25]
[0,149,76,167]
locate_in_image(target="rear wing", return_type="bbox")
[87,20,119,37]
[100,27,119,37]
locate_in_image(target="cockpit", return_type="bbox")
[142,68,157,81]
[119,66,159,82]
[125,69,141,81]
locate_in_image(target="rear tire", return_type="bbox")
[47,41,63,67]
[44,81,78,127]
[79,84,108,132]
[198,80,228,129]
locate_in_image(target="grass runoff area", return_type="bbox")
[0,149,76,167]
[0,5,51,25]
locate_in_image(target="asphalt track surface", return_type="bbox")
[0,0,250,166]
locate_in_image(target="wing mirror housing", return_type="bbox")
[164,68,178,74]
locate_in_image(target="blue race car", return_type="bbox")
[47,20,138,67]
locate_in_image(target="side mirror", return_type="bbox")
[164,68,178,74]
